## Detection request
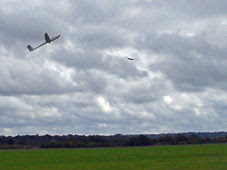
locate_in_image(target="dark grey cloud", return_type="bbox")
[0,0,226,135]
[158,0,227,18]
[76,26,130,49]
[137,32,227,92]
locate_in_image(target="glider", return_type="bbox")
[127,57,134,60]
[27,33,60,52]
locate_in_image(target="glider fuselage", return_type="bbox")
[27,33,60,52]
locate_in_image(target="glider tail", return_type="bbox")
[45,33,51,43]
[27,45,34,52]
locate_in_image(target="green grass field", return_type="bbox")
[0,144,226,170]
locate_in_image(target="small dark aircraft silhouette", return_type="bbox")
[127,57,134,60]
[27,33,60,52]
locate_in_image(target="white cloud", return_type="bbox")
[194,107,201,116]
[96,96,113,112]
[163,96,173,105]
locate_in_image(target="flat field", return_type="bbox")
[0,144,226,170]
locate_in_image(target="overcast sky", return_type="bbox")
[0,0,227,136]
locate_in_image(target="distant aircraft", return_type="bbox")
[127,57,134,61]
[27,33,60,52]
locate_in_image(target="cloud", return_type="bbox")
[0,0,226,135]
[0,56,77,95]
[142,32,227,92]
[96,96,113,112]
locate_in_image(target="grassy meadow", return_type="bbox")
[0,144,226,170]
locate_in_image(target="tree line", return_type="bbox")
[0,132,227,149]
